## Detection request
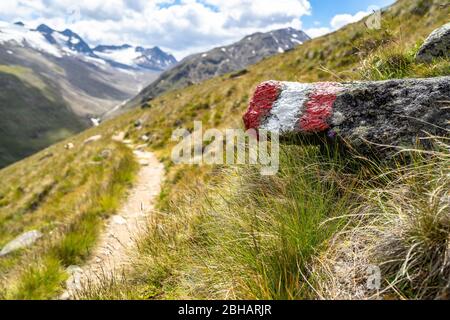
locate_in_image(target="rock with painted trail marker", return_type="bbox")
[0,230,43,257]
[243,77,450,157]
[416,23,450,63]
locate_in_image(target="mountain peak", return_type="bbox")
[36,24,54,34]
[61,29,75,36]
[93,44,177,72]
[135,27,310,101]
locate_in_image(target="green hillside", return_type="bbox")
[0,69,86,168]
[0,0,449,299]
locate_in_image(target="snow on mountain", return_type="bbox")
[94,44,177,71]
[37,24,95,56]
[94,45,139,66]
[0,21,176,72]
[0,21,62,57]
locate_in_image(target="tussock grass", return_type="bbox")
[12,256,67,300]
[79,141,366,300]
[310,140,450,300]
[360,41,450,81]
[0,130,138,299]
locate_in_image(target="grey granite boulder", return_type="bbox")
[0,230,43,257]
[416,23,450,63]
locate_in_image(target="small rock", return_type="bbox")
[66,265,83,275]
[141,135,150,142]
[83,135,102,145]
[64,143,74,150]
[112,132,126,142]
[139,160,150,166]
[64,265,84,295]
[416,23,450,63]
[0,230,43,257]
[100,149,112,159]
[135,144,147,151]
[90,118,101,127]
[112,215,127,225]
[59,291,71,300]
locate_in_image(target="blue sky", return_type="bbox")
[0,0,397,59]
[302,0,395,30]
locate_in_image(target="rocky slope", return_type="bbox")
[123,28,310,111]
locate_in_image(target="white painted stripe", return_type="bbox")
[261,82,314,133]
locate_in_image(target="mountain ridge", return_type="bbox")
[122,27,310,111]
[0,21,177,72]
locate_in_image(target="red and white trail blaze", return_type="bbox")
[243,81,343,134]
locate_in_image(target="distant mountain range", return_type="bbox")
[1,22,178,72]
[0,21,177,168]
[124,28,310,110]
[0,22,310,168]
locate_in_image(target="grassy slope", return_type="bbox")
[0,0,448,299]
[0,67,86,169]
[0,126,138,299]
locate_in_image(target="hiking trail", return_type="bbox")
[61,135,164,299]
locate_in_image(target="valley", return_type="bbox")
[0,22,174,168]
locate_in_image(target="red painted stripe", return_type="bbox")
[300,82,342,133]
[243,81,281,130]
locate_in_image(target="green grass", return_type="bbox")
[79,142,356,299]
[360,41,450,80]
[0,71,86,168]
[12,256,67,300]
[310,142,450,299]
[0,129,138,299]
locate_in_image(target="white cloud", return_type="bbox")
[304,27,331,38]
[0,1,384,58]
[330,5,380,30]
[0,0,312,59]
[306,5,380,39]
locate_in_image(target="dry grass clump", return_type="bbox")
[312,141,450,300]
